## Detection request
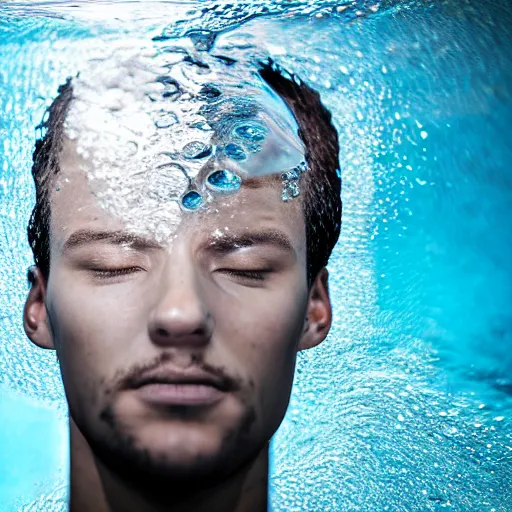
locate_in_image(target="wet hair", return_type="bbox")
[259,61,342,285]
[27,61,342,286]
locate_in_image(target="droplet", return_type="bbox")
[206,170,242,192]
[297,160,308,172]
[147,91,161,102]
[281,169,301,182]
[182,141,212,160]
[155,111,178,129]
[281,181,300,202]
[233,122,267,143]
[224,143,246,161]
[181,190,203,210]
[288,181,300,197]
[126,141,139,156]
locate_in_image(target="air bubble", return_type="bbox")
[282,181,300,202]
[155,111,178,129]
[233,122,267,143]
[206,170,242,192]
[281,169,301,181]
[224,143,246,161]
[181,190,203,210]
[126,141,139,156]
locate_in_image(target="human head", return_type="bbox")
[27,54,341,287]
[23,45,341,494]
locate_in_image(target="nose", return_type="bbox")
[147,246,213,348]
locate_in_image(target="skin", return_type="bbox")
[24,139,333,512]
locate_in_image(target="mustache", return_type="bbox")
[112,353,241,393]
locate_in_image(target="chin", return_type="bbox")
[90,416,247,485]
[88,396,260,485]
[138,419,228,465]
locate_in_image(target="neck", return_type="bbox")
[68,418,269,512]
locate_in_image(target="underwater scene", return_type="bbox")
[0,0,511,510]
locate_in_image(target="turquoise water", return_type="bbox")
[1,1,511,510]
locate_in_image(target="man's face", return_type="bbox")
[27,137,330,487]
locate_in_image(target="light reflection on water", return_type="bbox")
[0,0,511,510]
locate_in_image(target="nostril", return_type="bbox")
[148,308,214,346]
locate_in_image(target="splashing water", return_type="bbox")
[0,0,511,511]
[58,38,306,244]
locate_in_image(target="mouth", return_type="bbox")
[129,367,231,407]
[135,382,226,406]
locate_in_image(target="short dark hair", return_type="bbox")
[27,61,342,285]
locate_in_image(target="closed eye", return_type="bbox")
[217,269,269,281]
[89,267,145,279]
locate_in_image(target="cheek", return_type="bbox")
[45,271,147,414]
[211,279,308,429]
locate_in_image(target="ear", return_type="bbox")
[23,267,55,350]
[297,267,333,351]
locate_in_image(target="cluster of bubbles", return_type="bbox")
[281,160,307,201]
[63,39,307,244]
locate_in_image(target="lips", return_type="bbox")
[131,367,229,391]
[129,366,230,406]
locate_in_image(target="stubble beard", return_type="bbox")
[77,399,261,501]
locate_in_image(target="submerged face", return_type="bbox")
[41,137,317,486]
[24,43,333,490]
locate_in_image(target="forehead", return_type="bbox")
[49,43,309,255]
[50,139,306,256]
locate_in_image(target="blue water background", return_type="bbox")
[1,0,511,510]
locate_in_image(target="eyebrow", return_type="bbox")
[61,228,295,256]
[62,229,162,253]
[241,175,281,189]
[203,230,295,255]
